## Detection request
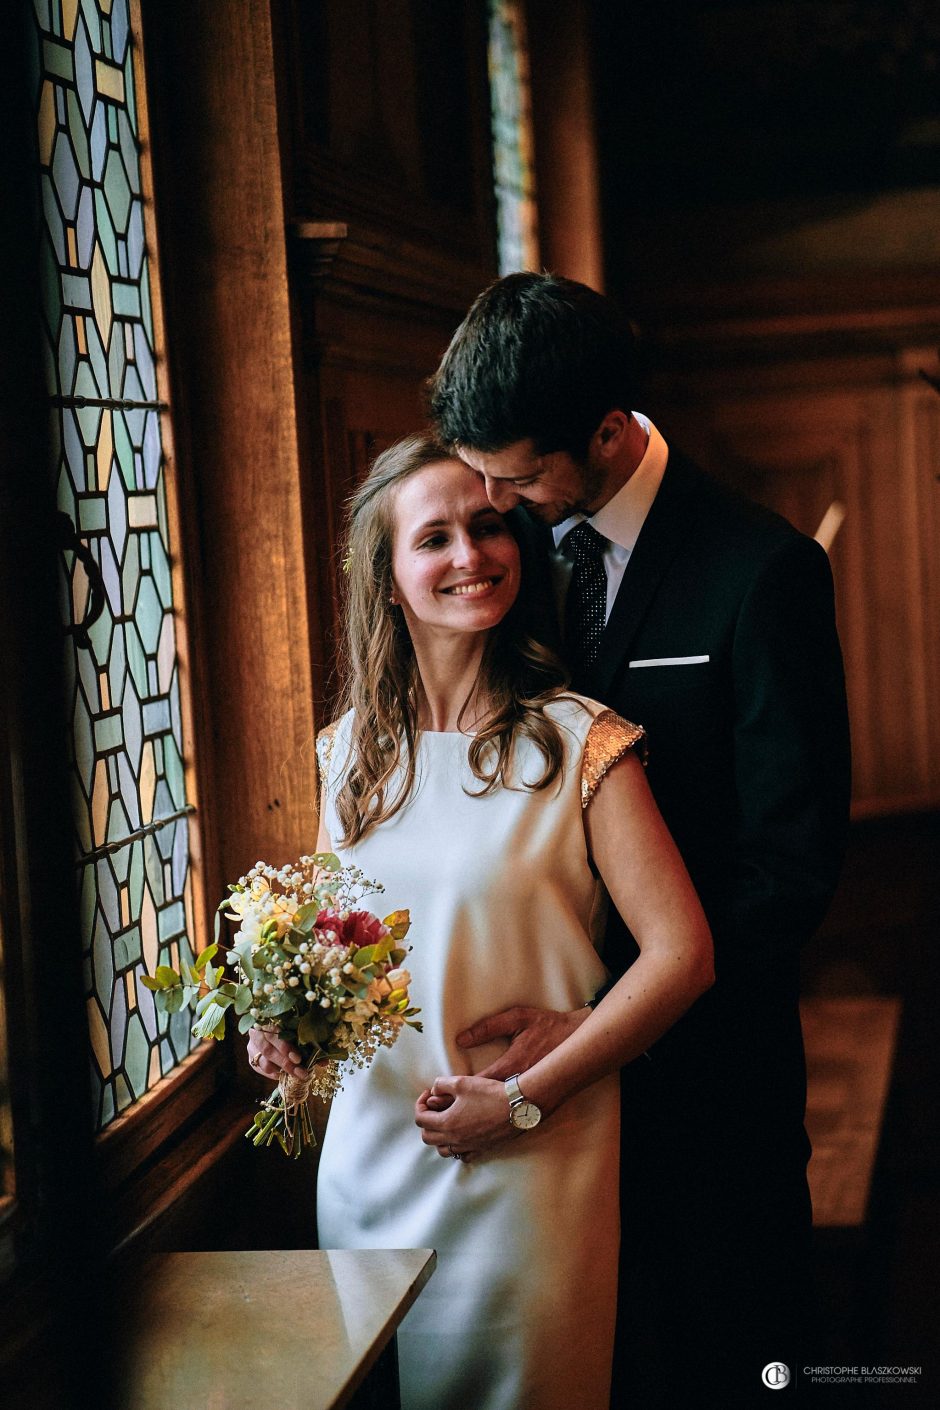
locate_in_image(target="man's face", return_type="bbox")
[457,439,604,526]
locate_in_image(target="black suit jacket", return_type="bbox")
[517,450,851,1144]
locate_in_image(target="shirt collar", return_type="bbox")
[552,413,669,553]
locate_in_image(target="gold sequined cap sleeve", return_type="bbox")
[581,709,647,809]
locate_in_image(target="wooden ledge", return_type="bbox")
[116,1247,437,1410]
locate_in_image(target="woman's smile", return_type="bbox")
[441,576,503,597]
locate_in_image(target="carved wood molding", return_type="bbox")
[289,217,493,321]
[290,220,349,285]
[637,271,940,371]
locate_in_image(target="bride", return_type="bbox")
[247,433,713,1410]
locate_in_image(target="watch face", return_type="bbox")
[510,1100,541,1130]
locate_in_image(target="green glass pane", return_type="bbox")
[100,1083,115,1126]
[124,1014,149,1098]
[128,839,144,916]
[140,264,154,343]
[110,829,132,885]
[134,575,162,654]
[92,913,114,1005]
[103,148,130,233]
[85,594,113,660]
[120,530,140,621]
[163,734,185,810]
[75,401,101,446]
[43,37,73,82]
[93,185,117,269]
[79,0,102,54]
[72,773,92,853]
[106,622,127,721]
[73,361,99,401]
[72,687,94,793]
[114,408,134,488]
[158,899,185,943]
[124,46,136,130]
[78,495,106,532]
[123,684,143,776]
[114,927,141,970]
[151,536,172,608]
[106,796,130,846]
[66,88,90,179]
[125,620,147,699]
[112,281,140,318]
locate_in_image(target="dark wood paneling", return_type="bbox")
[283,0,495,265]
[646,336,940,817]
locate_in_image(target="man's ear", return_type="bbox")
[594,410,631,455]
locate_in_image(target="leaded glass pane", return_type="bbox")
[488,0,539,275]
[32,0,199,1131]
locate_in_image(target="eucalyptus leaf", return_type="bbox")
[233,939,256,984]
[139,975,162,992]
[195,990,222,1017]
[237,1011,256,1034]
[191,999,230,1040]
[297,1011,319,1045]
[164,987,185,1014]
[233,986,253,1015]
[265,991,295,1017]
[155,965,178,986]
[194,944,218,971]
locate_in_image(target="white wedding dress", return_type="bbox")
[315,695,644,1410]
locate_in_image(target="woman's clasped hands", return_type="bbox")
[246,1026,312,1081]
[415,1073,520,1164]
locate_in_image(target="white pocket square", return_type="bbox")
[628,655,710,668]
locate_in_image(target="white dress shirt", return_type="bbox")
[551,413,669,622]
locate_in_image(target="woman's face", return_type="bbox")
[390,459,520,642]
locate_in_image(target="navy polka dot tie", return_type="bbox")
[563,521,607,676]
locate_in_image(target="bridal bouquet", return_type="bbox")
[142,852,421,1155]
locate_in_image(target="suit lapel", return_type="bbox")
[588,454,704,699]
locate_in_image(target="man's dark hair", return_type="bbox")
[427,272,639,460]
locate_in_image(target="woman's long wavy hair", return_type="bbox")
[333,432,571,845]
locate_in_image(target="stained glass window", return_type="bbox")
[488,0,539,275]
[31,0,200,1130]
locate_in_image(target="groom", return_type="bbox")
[425,273,851,1407]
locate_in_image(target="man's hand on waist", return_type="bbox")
[456,1004,591,1080]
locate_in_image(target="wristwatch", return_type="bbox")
[505,1073,542,1131]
